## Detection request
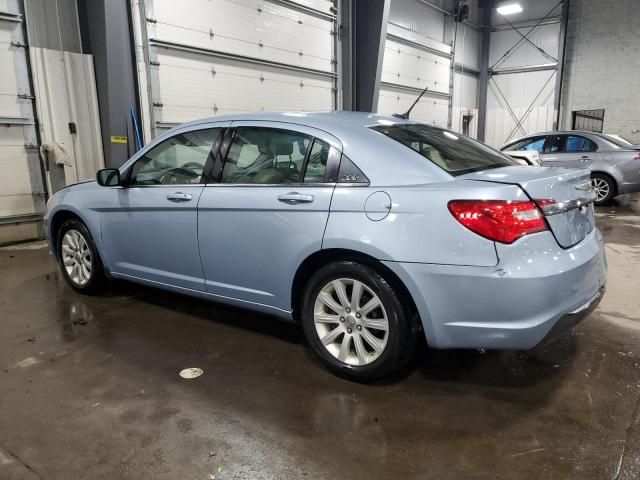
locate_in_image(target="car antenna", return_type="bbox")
[392,85,429,119]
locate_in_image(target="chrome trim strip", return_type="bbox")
[539,192,596,216]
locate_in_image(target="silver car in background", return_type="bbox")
[500,131,640,204]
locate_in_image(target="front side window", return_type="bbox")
[564,135,597,152]
[221,127,311,184]
[372,124,515,176]
[505,136,547,153]
[128,128,221,185]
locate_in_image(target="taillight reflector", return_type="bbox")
[448,200,548,244]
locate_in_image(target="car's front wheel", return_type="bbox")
[57,218,108,294]
[301,261,418,382]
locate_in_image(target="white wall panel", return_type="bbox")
[490,23,560,69]
[485,105,555,147]
[377,87,449,127]
[453,71,477,109]
[381,38,450,94]
[445,21,479,71]
[389,0,446,44]
[488,69,556,109]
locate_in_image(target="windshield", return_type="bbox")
[372,124,516,176]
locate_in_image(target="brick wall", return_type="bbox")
[560,0,640,142]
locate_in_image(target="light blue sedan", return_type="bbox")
[44,112,607,381]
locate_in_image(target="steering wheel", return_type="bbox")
[159,167,200,185]
[182,161,204,171]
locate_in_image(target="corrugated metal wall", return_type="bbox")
[378,0,480,135]
[485,1,562,146]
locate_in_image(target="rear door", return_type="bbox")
[541,134,597,168]
[197,122,341,313]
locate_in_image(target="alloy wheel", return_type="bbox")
[591,177,610,202]
[61,230,92,286]
[313,278,389,366]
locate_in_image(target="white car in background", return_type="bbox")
[502,149,542,166]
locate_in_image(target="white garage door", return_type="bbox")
[0,5,44,239]
[377,25,452,127]
[135,0,337,138]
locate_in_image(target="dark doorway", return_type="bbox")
[572,109,605,132]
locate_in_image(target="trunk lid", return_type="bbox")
[460,166,596,248]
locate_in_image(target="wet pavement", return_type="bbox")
[1,195,639,480]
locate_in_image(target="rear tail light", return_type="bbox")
[633,152,640,160]
[448,200,548,244]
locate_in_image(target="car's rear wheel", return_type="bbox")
[57,218,108,294]
[301,261,418,382]
[591,173,616,205]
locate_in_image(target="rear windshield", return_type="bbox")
[371,124,515,176]
[599,134,637,149]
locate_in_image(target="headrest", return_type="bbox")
[275,142,293,156]
[258,143,272,155]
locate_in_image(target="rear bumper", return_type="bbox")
[538,285,604,345]
[609,159,640,194]
[383,228,607,349]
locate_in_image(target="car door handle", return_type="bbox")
[580,156,591,162]
[166,192,192,202]
[277,192,314,204]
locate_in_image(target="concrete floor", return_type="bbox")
[1,196,639,480]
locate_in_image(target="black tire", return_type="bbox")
[56,218,108,294]
[301,261,419,382]
[591,173,616,205]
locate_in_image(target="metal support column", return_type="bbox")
[553,0,570,129]
[477,0,493,142]
[340,0,390,112]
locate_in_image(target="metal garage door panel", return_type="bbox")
[287,0,334,14]
[0,26,22,117]
[0,127,35,216]
[150,0,334,73]
[381,38,450,94]
[154,48,333,124]
[377,87,449,127]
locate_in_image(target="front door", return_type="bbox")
[99,125,226,291]
[197,122,341,313]
[541,134,597,168]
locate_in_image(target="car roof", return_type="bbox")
[175,110,430,133]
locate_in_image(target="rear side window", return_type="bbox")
[221,127,311,184]
[564,135,597,152]
[372,124,515,176]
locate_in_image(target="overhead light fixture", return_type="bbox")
[496,3,523,15]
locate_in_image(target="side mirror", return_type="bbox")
[96,168,121,187]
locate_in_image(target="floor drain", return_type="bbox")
[179,367,203,379]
